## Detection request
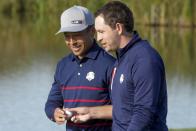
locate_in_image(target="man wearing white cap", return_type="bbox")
[45,5,115,131]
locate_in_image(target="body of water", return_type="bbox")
[0,18,196,130]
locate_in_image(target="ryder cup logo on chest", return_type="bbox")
[120,74,124,84]
[86,71,95,81]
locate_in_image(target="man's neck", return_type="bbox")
[78,41,94,60]
[119,32,133,49]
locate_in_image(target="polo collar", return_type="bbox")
[116,31,141,59]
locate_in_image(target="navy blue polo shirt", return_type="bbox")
[111,31,168,131]
[45,42,115,130]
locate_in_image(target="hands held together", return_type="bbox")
[54,107,91,125]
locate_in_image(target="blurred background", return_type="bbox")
[0,0,195,131]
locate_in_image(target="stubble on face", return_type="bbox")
[64,31,93,59]
[95,15,119,52]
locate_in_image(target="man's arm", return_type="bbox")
[45,63,64,123]
[45,79,64,122]
[89,105,112,119]
[127,56,166,131]
[67,105,112,123]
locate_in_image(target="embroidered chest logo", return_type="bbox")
[120,74,124,84]
[86,71,95,81]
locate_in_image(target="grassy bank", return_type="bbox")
[170,129,196,131]
[0,0,195,27]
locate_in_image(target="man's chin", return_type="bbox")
[73,52,80,56]
[104,47,115,52]
[103,47,110,52]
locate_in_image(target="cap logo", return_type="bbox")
[71,20,83,24]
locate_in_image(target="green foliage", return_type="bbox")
[0,0,195,26]
[170,128,196,131]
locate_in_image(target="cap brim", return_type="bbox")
[55,25,88,35]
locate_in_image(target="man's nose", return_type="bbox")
[96,34,102,43]
[69,37,75,43]
[67,36,77,44]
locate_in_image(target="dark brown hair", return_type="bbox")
[95,1,134,33]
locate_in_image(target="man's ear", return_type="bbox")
[88,27,95,42]
[89,26,96,36]
[115,23,123,35]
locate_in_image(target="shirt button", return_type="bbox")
[80,64,82,67]
[78,72,80,76]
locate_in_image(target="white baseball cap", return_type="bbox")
[56,5,94,34]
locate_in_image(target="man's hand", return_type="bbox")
[67,105,112,123]
[54,108,68,125]
[67,107,91,123]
